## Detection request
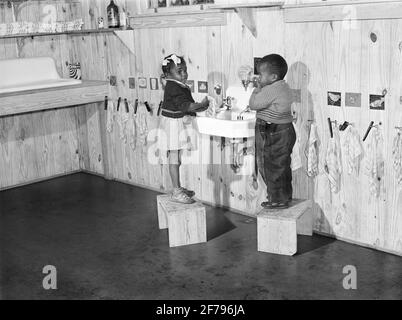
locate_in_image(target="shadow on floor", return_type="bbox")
[296,234,336,256]
[205,208,237,242]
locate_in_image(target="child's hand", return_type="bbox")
[195,96,210,112]
[201,96,210,108]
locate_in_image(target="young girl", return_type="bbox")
[160,54,209,204]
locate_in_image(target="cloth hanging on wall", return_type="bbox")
[127,102,137,151]
[206,96,217,117]
[106,101,115,133]
[392,131,402,185]
[136,104,149,147]
[324,124,342,193]
[118,104,130,144]
[307,123,319,177]
[343,125,363,175]
[291,121,303,171]
[364,127,384,198]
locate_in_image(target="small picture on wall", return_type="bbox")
[328,91,342,107]
[129,77,135,89]
[345,92,361,108]
[193,0,215,4]
[198,81,208,93]
[369,94,385,110]
[158,0,167,7]
[186,80,195,93]
[170,0,190,6]
[138,77,147,89]
[150,78,159,90]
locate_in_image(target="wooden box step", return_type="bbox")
[157,195,207,248]
[257,199,313,256]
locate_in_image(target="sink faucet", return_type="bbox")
[216,96,233,114]
[237,106,251,120]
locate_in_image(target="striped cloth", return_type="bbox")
[343,126,363,175]
[249,80,293,124]
[307,123,319,177]
[364,127,384,197]
[324,125,342,193]
[106,100,115,133]
[392,131,402,185]
[291,121,303,171]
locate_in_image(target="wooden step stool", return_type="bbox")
[257,199,313,256]
[157,195,206,248]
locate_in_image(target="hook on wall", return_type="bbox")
[134,99,139,115]
[328,118,333,138]
[104,96,108,110]
[157,101,163,116]
[363,121,382,141]
[116,97,122,111]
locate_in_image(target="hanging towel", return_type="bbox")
[291,121,303,171]
[324,125,342,193]
[206,96,217,117]
[392,131,402,185]
[343,125,363,175]
[118,106,130,144]
[127,102,137,151]
[106,100,115,133]
[307,123,319,177]
[136,104,149,147]
[364,127,384,198]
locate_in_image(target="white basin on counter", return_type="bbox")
[196,111,256,139]
[0,57,81,94]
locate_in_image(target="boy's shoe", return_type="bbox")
[261,201,289,209]
[171,188,195,204]
[179,187,195,198]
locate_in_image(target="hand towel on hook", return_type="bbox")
[364,126,384,197]
[324,124,342,193]
[343,125,363,175]
[392,130,402,185]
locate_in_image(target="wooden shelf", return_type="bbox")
[0,28,132,40]
[207,1,284,10]
[0,80,108,117]
[129,11,226,29]
[283,0,402,23]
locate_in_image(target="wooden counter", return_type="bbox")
[0,80,109,117]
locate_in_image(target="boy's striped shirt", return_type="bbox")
[249,80,293,124]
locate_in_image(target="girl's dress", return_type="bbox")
[158,79,197,152]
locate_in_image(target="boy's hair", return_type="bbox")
[162,54,186,75]
[259,54,288,80]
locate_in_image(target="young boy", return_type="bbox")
[249,54,296,209]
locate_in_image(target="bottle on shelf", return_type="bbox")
[119,7,127,29]
[107,0,120,28]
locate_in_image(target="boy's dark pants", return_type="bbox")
[255,118,296,203]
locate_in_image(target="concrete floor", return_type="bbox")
[1,173,401,300]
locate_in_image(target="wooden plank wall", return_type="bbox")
[1,0,401,255]
[0,1,84,189]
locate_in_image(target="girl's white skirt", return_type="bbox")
[157,115,198,152]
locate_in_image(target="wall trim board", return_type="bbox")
[83,171,259,218]
[283,1,402,23]
[129,11,227,29]
[313,231,402,258]
[0,170,81,192]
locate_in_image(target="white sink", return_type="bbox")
[196,111,256,139]
[0,57,81,94]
